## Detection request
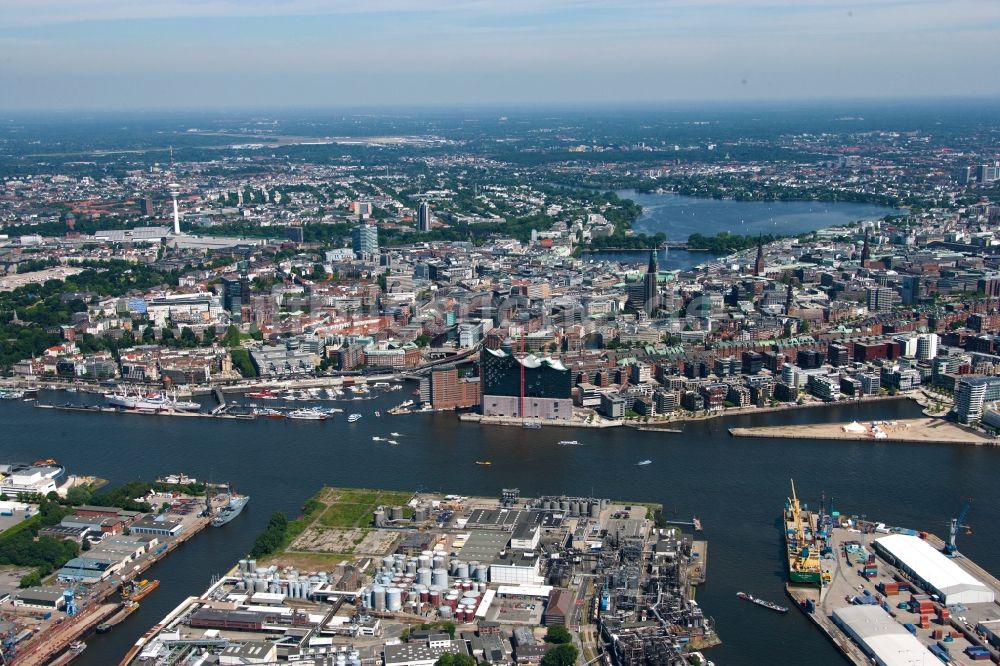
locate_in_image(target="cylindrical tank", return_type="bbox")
[420,589,430,603]
[455,607,466,622]
[386,587,402,612]
[432,568,448,588]
[474,566,488,583]
[373,510,386,527]
[560,500,569,512]
[372,585,386,611]
[590,502,600,519]
[255,579,267,593]
[429,590,441,606]
[390,506,404,521]
[455,563,469,579]
[238,559,247,573]
[382,555,395,571]
[414,507,428,522]
[432,556,446,569]
[417,567,432,586]
[248,559,257,573]
[449,559,460,575]
[445,592,460,608]
[406,559,417,575]
[418,555,431,569]
[462,582,473,591]
[438,605,453,619]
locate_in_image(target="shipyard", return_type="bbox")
[784,482,1000,665]
[0,463,247,666]
[119,486,715,666]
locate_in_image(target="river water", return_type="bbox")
[5,390,999,665]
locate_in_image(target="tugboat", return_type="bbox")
[737,591,789,613]
[121,579,160,602]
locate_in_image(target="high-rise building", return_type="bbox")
[866,286,894,312]
[417,202,432,232]
[955,378,988,424]
[916,333,939,360]
[139,196,154,217]
[480,345,572,420]
[352,223,379,258]
[427,368,481,410]
[222,276,250,322]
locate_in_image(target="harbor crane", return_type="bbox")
[945,500,972,556]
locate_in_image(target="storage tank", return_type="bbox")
[432,556,446,569]
[432,568,448,588]
[429,590,441,606]
[438,605,453,619]
[590,502,600,519]
[455,562,469,579]
[406,559,417,575]
[474,566,488,583]
[386,587,402,612]
[373,510,386,527]
[418,555,431,569]
[372,585,386,611]
[414,507,428,522]
[560,500,569,512]
[390,506,404,521]
[420,589,430,603]
[248,559,257,573]
[381,555,395,571]
[417,567,432,586]
[238,559,247,573]
[254,579,268,593]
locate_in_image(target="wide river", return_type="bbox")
[5,390,999,666]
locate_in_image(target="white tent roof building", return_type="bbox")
[874,534,994,605]
[832,605,936,666]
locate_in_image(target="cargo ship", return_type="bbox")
[784,480,829,589]
[212,491,250,527]
[121,579,159,602]
[736,591,789,613]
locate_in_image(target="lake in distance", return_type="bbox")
[587,192,897,271]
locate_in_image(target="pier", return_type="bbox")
[729,417,997,446]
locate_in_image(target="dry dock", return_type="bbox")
[730,417,997,446]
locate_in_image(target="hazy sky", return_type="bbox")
[2,0,998,110]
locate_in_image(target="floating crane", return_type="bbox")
[944,500,972,556]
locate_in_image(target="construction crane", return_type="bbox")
[945,500,972,556]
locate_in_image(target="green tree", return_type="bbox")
[541,644,579,666]
[544,625,572,644]
[222,324,242,348]
[65,486,92,506]
[434,654,474,666]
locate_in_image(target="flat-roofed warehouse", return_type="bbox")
[832,605,930,666]
[873,534,995,605]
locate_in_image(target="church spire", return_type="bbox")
[647,249,658,274]
[861,227,871,264]
[754,234,765,276]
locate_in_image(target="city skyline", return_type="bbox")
[2,0,999,110]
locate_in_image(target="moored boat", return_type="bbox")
[737,591,788,613]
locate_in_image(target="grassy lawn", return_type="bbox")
[318,503,373,528]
